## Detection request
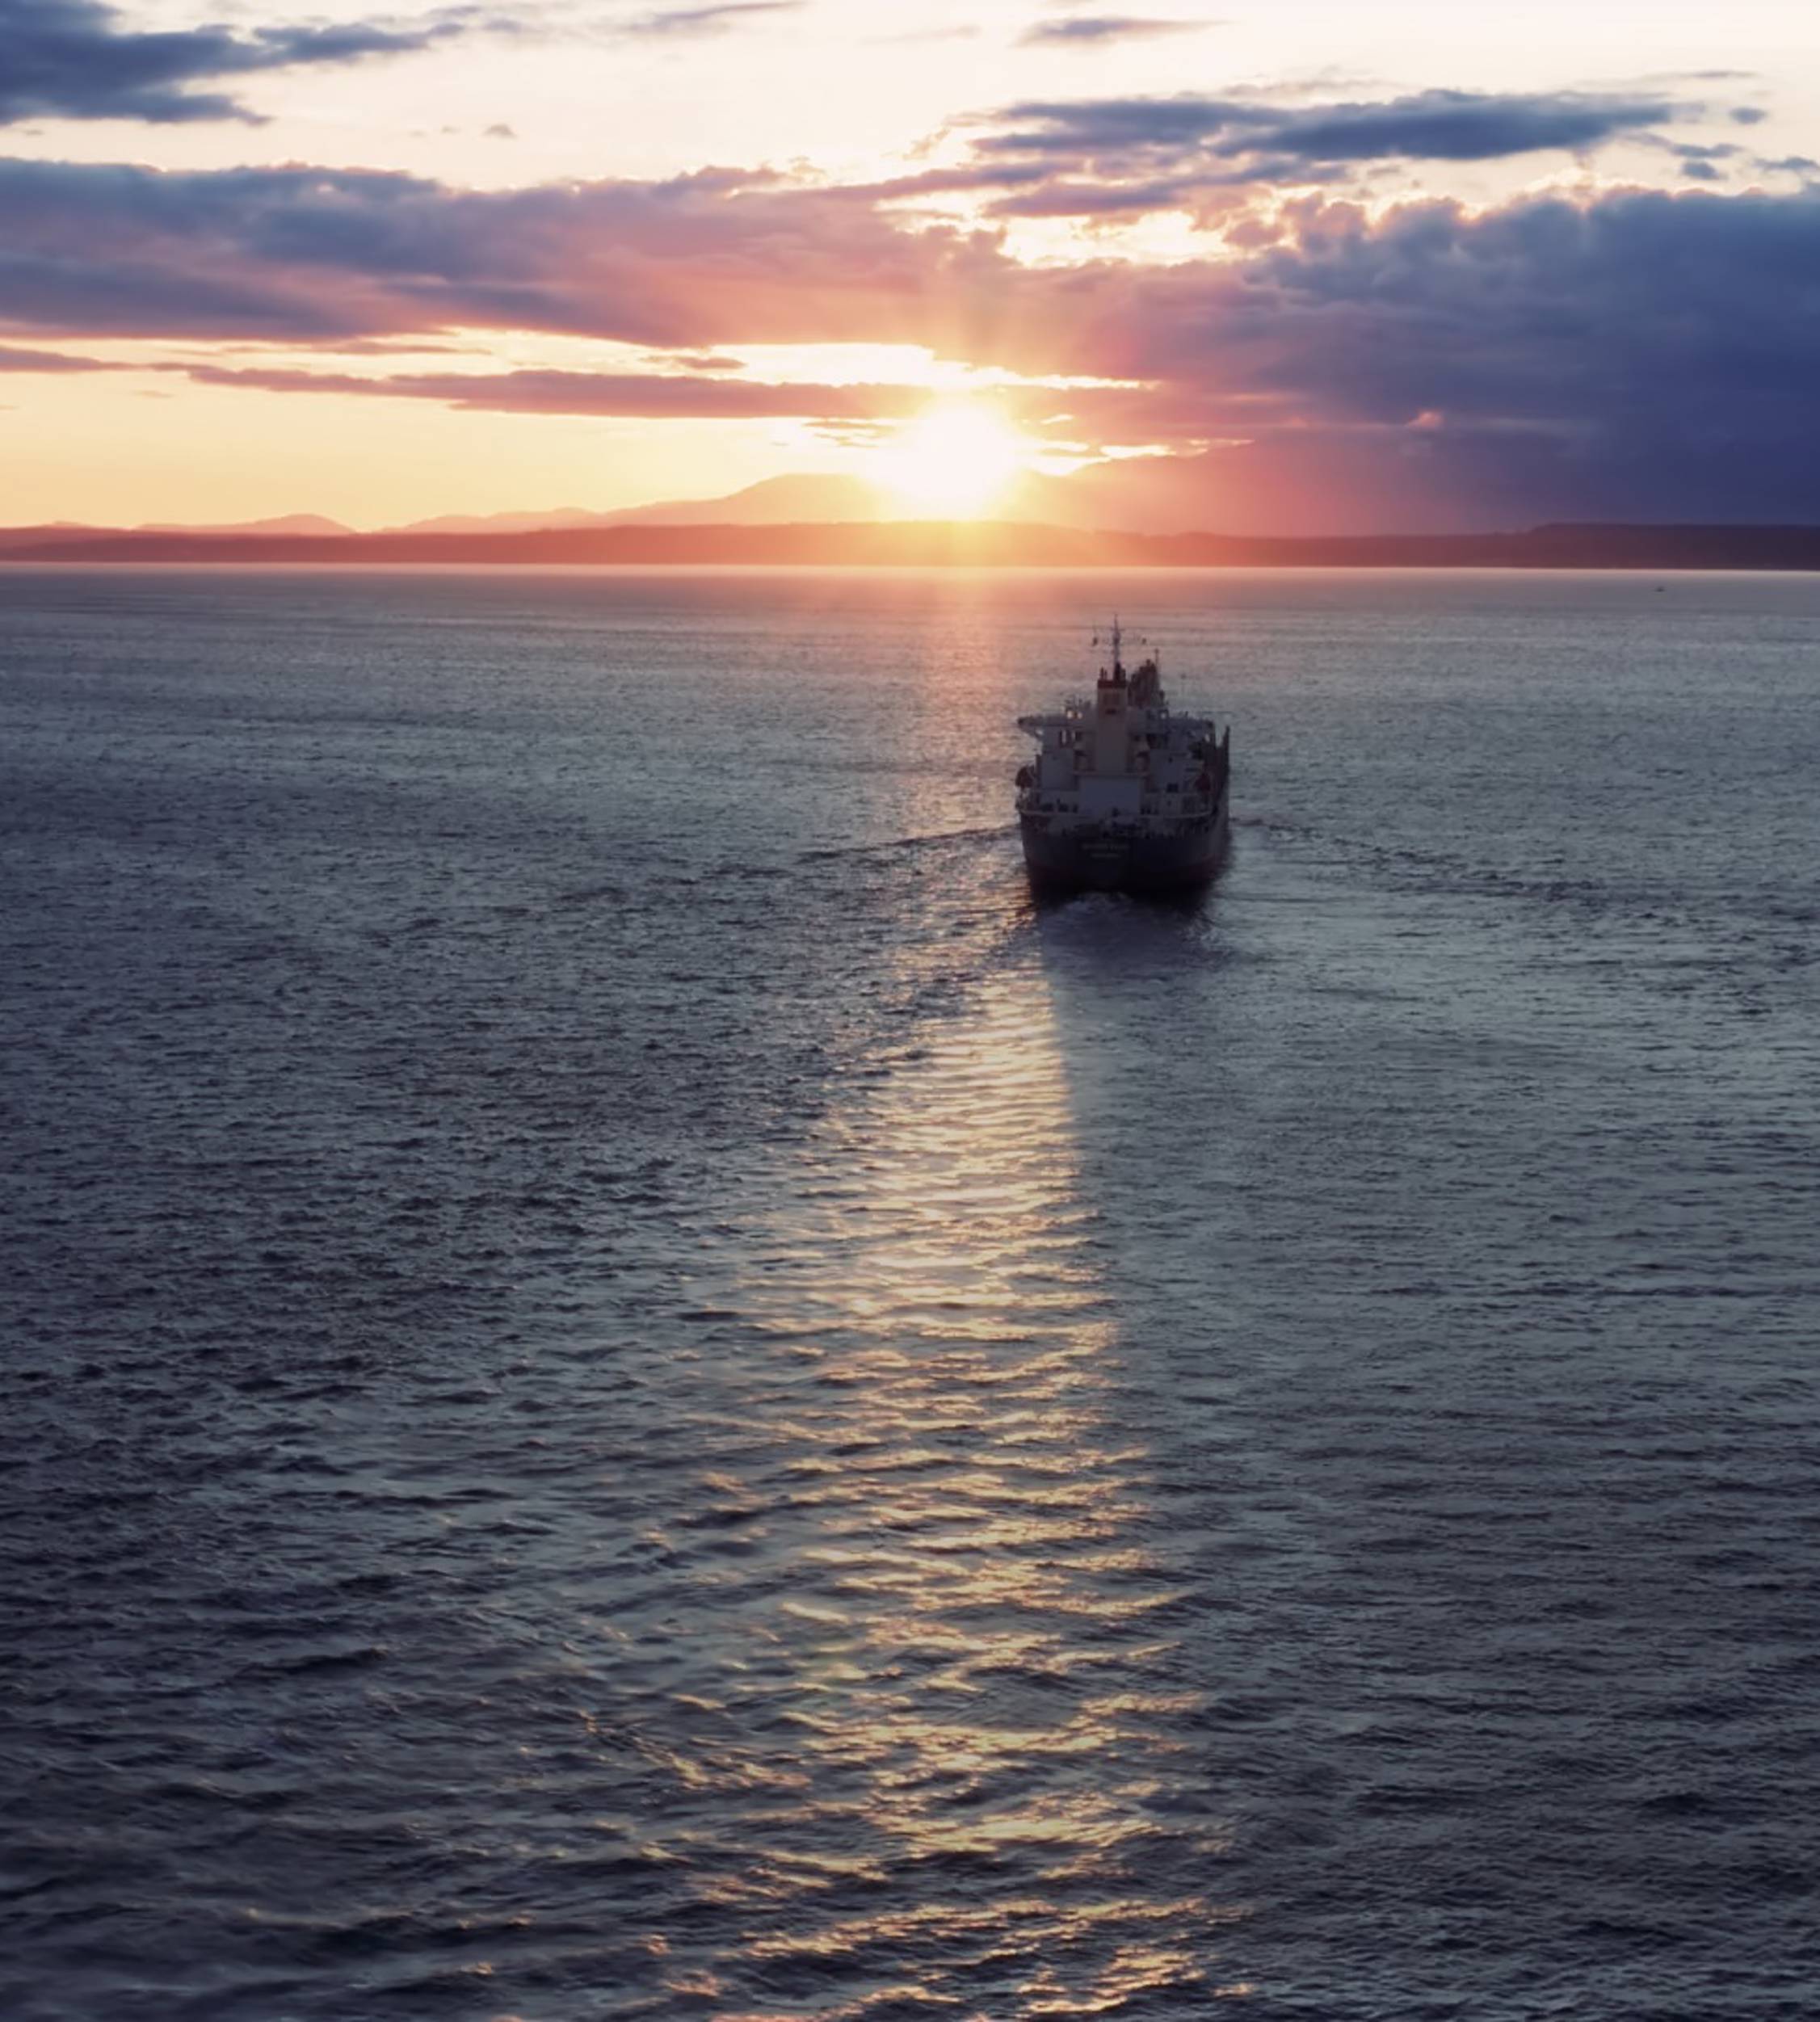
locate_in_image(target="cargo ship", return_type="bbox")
[1015,624,1231,894]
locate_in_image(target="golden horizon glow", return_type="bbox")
[868,400,1034,520]
[1,1,1809,527]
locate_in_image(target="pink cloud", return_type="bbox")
[4,153,1819,527]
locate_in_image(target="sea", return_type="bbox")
[3,565,1818,2022]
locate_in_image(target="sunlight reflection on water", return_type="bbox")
[659,945,1240,2013]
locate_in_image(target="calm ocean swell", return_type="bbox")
[2,567,1818,2020]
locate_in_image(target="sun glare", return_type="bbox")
[871,400,1030,519]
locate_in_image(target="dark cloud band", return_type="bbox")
[958,85,1700,214]
[619,2,801,33]
[0,0,485,126]
[2,149,1817,526]
[1019,16,1211,46]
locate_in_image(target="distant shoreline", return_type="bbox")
[4,521,1820,571]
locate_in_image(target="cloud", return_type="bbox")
[971,86,1692,207]
[172,360,1216,446]
[0,0,488,127]
[642,349,746,370]
[1237,88,1679,162]
[1049,186,1820,525]
[3,149,1819,525]
[0,341,109,370]
[1021,15,1210,46]
[617,2,801,34]
[0,158,1008,347]
[851,86,1730,221]
[181,364,935,422]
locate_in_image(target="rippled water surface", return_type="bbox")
[4,567,1818,2021]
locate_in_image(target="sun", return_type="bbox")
[870,399,1031,519]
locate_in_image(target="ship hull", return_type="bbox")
[1019,795,1230,897]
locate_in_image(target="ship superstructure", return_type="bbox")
[1015,623,1230,894]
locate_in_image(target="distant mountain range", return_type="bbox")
[376,468,1129,535]
[139,514,357,537]
[389,474,904,534]
[4,501,1820,571]
[0,466,1167,551]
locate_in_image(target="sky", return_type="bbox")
[2,0,1818,532]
